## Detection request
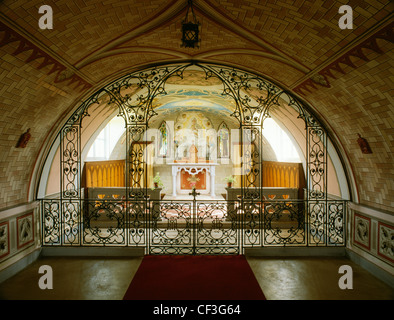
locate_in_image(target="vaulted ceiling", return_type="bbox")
[1,0,392,91]
[0,1,393,212]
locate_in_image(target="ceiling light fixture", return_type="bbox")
[181,0,200,48]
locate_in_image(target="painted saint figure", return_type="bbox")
[158,122,168,156]
[218,123,229,158]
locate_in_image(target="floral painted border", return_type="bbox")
[0,221,10,259]
[16,212,34,250]
[377,222,394,264]
[353,213,371,251]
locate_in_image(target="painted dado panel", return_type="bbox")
[349,203,394,269]
[354,213,371,251]
[378,222,394,264]
[0,221,10,259]
[0,202,40,270]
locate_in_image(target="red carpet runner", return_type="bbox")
[123,255,266,300]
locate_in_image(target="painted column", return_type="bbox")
[172,165,178,197]
[210,166,216,197]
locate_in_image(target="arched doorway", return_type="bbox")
[38,62,349,254]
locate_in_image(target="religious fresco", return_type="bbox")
[158,121,169,157]
[152,89,237,122]
[173,111,216,161]
[217,122,230,159]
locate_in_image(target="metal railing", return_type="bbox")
[40,195,346,254]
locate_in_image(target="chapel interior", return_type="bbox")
[0,0,393,300]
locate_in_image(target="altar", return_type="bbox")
[169,113,220,197]
[169,162,219,197]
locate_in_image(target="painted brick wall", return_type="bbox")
[300,47,394,212]
[0,45,80,210]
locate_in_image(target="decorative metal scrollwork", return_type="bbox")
[327,201,345,245]
[242,200,262,247]
[40,62,347,254]
[263,200,305,245]
[150,201,193,255]
[43,200,61,245]
[83,200,125,245]
[195,202,239,254]
[61,126,80,199]
[307,127,327,200]
[127,200,148,246]
[126,125,147,190]
[41,198,346,250]
[62,201,80,245]
[308,201,326,245]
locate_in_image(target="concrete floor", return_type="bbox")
[0,255,393,300]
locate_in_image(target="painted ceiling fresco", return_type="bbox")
[152,87,238,126]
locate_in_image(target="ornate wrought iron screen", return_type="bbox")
[41,197,346,250]
[39,62,347,253]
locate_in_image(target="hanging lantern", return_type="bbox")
[181,0,200,48]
